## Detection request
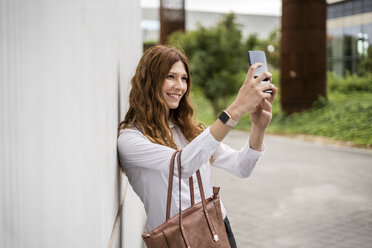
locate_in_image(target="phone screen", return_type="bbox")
[248,51,269,81]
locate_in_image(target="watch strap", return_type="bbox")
[218,110,237,127]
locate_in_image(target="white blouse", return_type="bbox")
[117,123,264,231]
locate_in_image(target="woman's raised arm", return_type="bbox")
[210,63,277,146]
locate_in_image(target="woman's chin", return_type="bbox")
[167,103,180,109]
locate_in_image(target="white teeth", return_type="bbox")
[168,93,180,99]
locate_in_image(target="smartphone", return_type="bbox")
[247,51,273,94]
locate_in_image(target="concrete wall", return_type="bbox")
[0,0,145,247]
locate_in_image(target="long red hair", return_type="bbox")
[117,45,204,149]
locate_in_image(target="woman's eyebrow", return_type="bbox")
[169,71,188,77]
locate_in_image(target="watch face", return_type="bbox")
[219,111,230,123]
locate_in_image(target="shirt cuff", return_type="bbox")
[241,140,265,158]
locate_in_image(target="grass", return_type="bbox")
[190,71,372,148]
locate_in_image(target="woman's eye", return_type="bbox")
[167,75,174,79]
[182,77,188,81]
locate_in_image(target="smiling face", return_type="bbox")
[162,61,188,110]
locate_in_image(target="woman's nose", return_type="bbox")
[174,78,184,89]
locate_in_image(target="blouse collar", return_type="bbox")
[168,120,175,129]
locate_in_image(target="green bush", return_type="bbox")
[327,71,372,93]
[268,92,372,146]
[267,72,372,147]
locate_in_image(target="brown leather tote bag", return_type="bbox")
[142,150,230,248]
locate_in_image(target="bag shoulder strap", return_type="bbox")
[166,151,179,220]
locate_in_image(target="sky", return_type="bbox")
[141,0,282,16]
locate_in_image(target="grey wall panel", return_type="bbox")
[0,0,144,247]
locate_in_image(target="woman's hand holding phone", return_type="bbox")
[248,51,273,95]
[248,62,277,130]
[215,51,277,150]
[226,62,277,122]
[210,56,277,144]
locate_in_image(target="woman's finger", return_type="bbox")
[246,63,263,83]
[268,84,278,103]
[257,82,274,96]
[254,72,272,85]
[260,98,272,112]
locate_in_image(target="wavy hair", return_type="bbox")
[117,45,204,149]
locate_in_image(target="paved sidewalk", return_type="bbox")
[213,131,372,248]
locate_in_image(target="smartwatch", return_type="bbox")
[218,110,237,127]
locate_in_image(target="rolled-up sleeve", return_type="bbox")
[117,127,221,178]
[212,141,265,178]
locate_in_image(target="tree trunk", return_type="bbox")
[280,0,327,114]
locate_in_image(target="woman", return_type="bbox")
[117,45,277,247]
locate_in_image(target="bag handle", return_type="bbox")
[166,150,219,245]
[166,151,179,220]
[166,151,196,220]
[176,151,192,246]
[189,176,195,205]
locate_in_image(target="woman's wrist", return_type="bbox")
[225,105,242,122]
[249,125,266,151]
[251,123,267,133]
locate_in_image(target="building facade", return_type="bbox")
[327,0,372,75]
[142,7,281,42]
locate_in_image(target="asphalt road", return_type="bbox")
[213,131,372,248]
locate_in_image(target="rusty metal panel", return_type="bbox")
[281,0,327,114]
[160,0,185,44]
